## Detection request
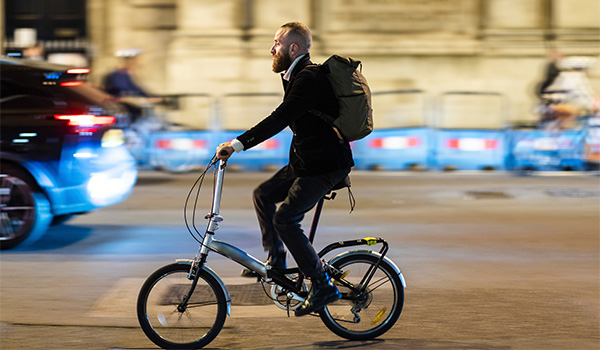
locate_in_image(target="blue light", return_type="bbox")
[45,72,62,80]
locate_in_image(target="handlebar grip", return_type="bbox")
[219,149,230,157]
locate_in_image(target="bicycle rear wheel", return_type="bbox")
[319,252,404,340]
[137,263,227,349]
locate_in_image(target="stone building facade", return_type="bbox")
[34,1,600,128]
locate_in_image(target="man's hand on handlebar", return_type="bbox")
[216,142,234,161]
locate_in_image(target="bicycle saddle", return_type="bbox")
[331,176,351,191]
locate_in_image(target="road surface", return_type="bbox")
[1,170,599,349]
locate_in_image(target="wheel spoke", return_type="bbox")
[137,264,227,349]
[185,301,220,309]
[319,254,404,340]
[364,275,392,293]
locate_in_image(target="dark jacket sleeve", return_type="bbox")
[236,70,321,150]
[235,59,353,176]
[104,70,149,98]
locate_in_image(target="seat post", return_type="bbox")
[308,175,349,244]
[308,197,326,244]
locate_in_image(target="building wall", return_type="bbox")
[87,0,600,129]
[0,1,4,46]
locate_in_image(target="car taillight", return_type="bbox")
[57,68,90,86]
[54,114,116,127]
[66,68,91,74]
[60,81,84,87]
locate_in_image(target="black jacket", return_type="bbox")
[236,54,354,177]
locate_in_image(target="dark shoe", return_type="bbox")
[240,252,287,278]
[295,272,341,317]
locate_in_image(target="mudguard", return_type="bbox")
[327,250,406,288]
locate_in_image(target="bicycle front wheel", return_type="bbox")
[319,252,404,340]
[137,263,227,349]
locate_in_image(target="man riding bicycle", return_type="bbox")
[216,22,354,316]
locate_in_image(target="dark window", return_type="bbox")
[4,0,87,41]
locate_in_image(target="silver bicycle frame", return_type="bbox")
[198,160,269,279]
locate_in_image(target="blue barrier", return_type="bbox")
[135,127,597,173]
[352,128,433,170]
[128,88,597,173]
[432,129,508,170]
[430,91,509,170]
[584,125,600,167]
[219,129,292,171]
[147,130,215,172]
[509,129,586,171]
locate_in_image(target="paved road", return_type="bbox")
[1,170,599,349]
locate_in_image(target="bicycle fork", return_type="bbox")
[177,254,207,312]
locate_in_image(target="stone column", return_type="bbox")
[315,0,480,56]
[553,0,600,55]
[0,0,4,51]
[88,0,176,93]
[167,0,246,95]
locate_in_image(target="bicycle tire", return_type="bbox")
[137,263,227,349]
[319,252,404,340]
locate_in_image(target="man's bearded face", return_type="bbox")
[272,46,292,73]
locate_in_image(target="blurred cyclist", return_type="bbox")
[104,49,161,123]
[104,49,149,98]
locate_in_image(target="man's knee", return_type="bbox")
[272,211,287,233]
[272,209,297,236]
[253,185,267,206]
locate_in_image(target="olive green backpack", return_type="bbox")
[309,55,374,141]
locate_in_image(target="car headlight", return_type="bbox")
[101,129,125,148]
[87,169,137,206]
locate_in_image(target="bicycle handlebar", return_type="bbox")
[218,149,229,157]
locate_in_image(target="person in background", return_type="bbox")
[22,44,45,61]
[537,48,563,98]
[538,55,599,130]
[104,49,150,98]
[103,49,161,123]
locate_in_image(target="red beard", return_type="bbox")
[272,50,292,73]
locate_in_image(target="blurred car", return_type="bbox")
[0,57,137,249]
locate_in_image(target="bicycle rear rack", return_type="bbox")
[318,237,389,260]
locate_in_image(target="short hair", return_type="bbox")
[280,22,312,51]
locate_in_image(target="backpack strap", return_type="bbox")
[304,62,346,143]
[305,64,345,143]
[308,108,336,124]
[308,108,345,143]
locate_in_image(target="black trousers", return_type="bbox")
[253,166,351,279]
